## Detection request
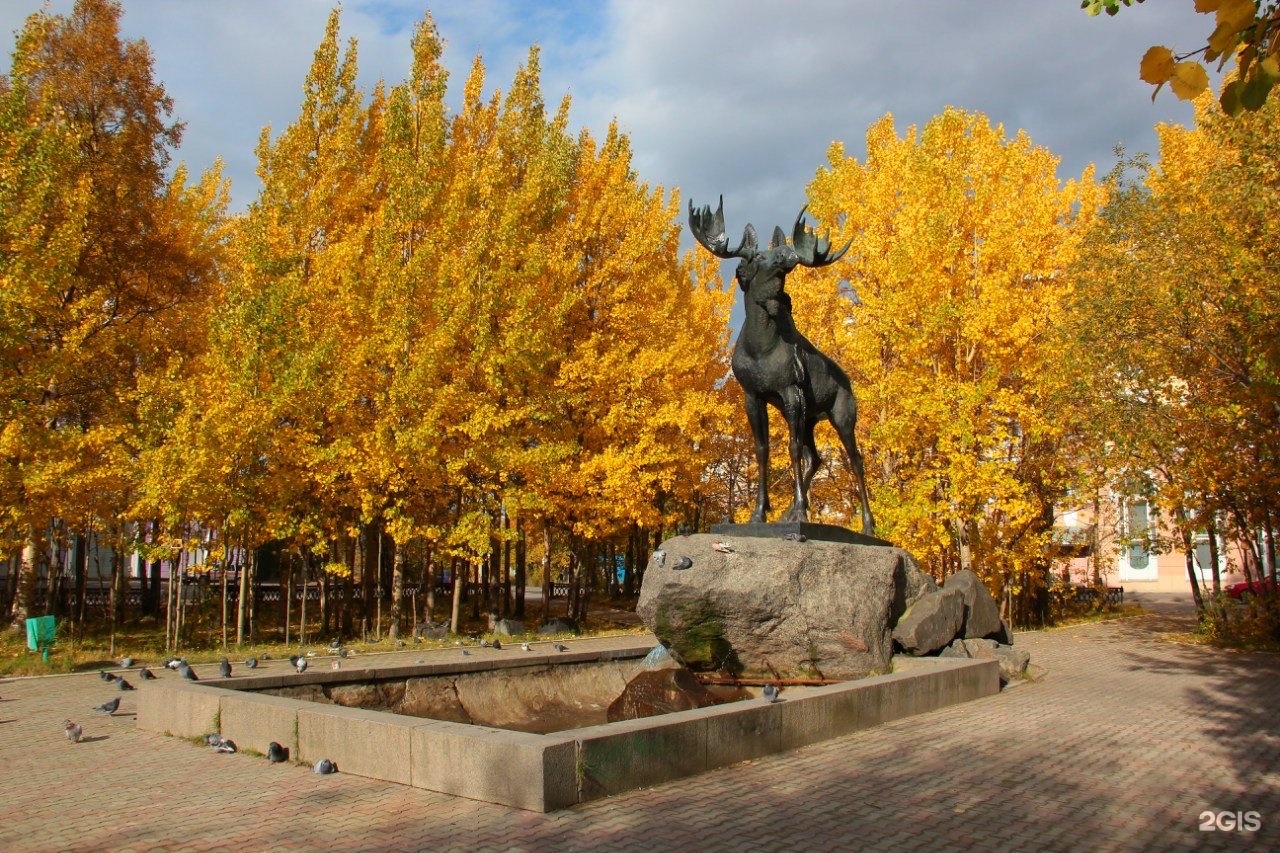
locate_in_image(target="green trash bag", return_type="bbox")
[25,615,56,662]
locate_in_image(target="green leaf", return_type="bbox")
[1240,72,1272,111]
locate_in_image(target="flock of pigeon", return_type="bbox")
[70,636,588,768]
[71,636,577,762]
[69,652,339,775]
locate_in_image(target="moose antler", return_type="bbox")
[791,207,851,267]
[689,196,757,260]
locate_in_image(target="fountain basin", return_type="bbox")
[136,637,998,812]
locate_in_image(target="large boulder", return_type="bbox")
[943,569,1005,640]
[636,533,935,680]
[892,588,965,656]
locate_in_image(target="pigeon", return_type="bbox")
[244,658,258,669]
[64,720,83,743]
[204,733,224,746]
[165,657,185,670]
[219,657,232,678]
[214,739,237,754]
[267,741,288,763]
[178,662,198,681]
[119,656,134,668]
[338,648,349,658]
[460,649,471,657]
[673,556,694,571]
[295,658,307,673]
[99,670,116,682]
[329,637,341,651]
[313,758,337,774]
[762,684,781,703]
[395,639,405,648]
[288,655,300,667]
[479,639,490,648]
[711,541,735,553]
[491,639,502,650]
[117,678,135,691]
[652,549,666,568]
[521,642,532,652]
[783,532,807,543]
[140,667,156,680]
[93,696,120,715]
[305,651,316,658]
[553,643,569,653]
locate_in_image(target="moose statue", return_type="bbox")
[690,196,875,535]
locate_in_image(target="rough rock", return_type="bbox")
[489,618,526,637]
[962,638,1030,681]
[943,569,1005,640]
[938,638,970,659]
[327,683,384,708]
[636,533,936,679]
[892,588,965,656]
[453,661,632,733]
[538,619,577,636]
[606,668,719,722]
[398,677,472,724]
[266,684,331,703]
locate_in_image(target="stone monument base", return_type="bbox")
[637,533,936,680]
[709,521,891,547]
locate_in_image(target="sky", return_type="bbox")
[1,0,1221,275]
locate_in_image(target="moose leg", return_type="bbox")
[780,387,810,524]
[744,393,771,524]
[831,392,876,535]
[797,421,822,501]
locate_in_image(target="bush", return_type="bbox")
[1199,591,1280,651]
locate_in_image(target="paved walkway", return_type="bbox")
[1,613,1277,852]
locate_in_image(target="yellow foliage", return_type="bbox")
[790,108,1103,582]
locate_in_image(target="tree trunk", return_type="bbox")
[110,538,126,627]
[284,552,292,647]
[10,527,41,628]
[1180,526,1205,614]
[221,552,230,651]
[514,517,526,619]
[236,541,249,646]
[300,558,309,648]
[1207,519,1222,596]
[541,522,552,625]
[449,557,463,636]
[389,539,404,641]
[502,509,512,618]
[74,531,88,626]
[425,551,436,619]
[49,522,66,619]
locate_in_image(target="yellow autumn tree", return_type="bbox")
[788,108,1104,614]
[2,0,227,628]
[1067,81,1280,605]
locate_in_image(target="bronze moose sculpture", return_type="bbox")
[689,196,875,535]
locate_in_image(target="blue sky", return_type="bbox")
[2,1,1219,271]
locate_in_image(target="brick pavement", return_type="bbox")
[0,614,1277,852]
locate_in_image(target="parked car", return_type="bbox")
[1225,578,1279,600]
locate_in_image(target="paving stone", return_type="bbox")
[0,616,1277,850]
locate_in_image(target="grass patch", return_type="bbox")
[0,615,651,679]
